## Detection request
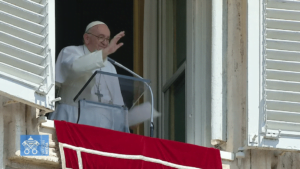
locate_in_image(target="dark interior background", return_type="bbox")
[55,0,134,108]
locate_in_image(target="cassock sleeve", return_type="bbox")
[57,46,107,83]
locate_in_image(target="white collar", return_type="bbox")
[83,45,91,54]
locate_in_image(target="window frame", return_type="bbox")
[158,0,186,141]
[157,0,212,146]
[247,0,262,148]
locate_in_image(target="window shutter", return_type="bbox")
[0,0,55,112]
[248,0,300,151]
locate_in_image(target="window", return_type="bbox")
[155,0,212,146]
[167,74,185,142]
[161,0,187,142]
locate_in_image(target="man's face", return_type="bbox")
[85,24,110,52]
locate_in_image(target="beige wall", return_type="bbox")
[224,0,248,153]
[0,96,59,169]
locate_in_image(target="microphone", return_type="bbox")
[107,57,155,137]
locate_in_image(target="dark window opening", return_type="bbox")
[55,0,134,108]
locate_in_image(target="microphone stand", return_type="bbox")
[108,57,155,137]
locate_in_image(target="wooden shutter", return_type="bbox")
[248,0,300,151]
[0,0,55,112]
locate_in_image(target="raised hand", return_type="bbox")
[102,31,125,59]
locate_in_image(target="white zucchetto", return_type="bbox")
[85,21,106,32]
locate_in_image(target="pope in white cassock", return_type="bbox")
[49,21,126,126]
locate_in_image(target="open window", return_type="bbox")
[159,0,187,142]
[156,0,212,146]
[55,1,134,108]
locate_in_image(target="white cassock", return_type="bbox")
[49,45,125,125]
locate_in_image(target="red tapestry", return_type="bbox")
[55,120,222,169]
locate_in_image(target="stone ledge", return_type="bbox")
[9,150,60,167]
[49,141,56,148]
[41,120,55,129]
[220,150,235,161]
